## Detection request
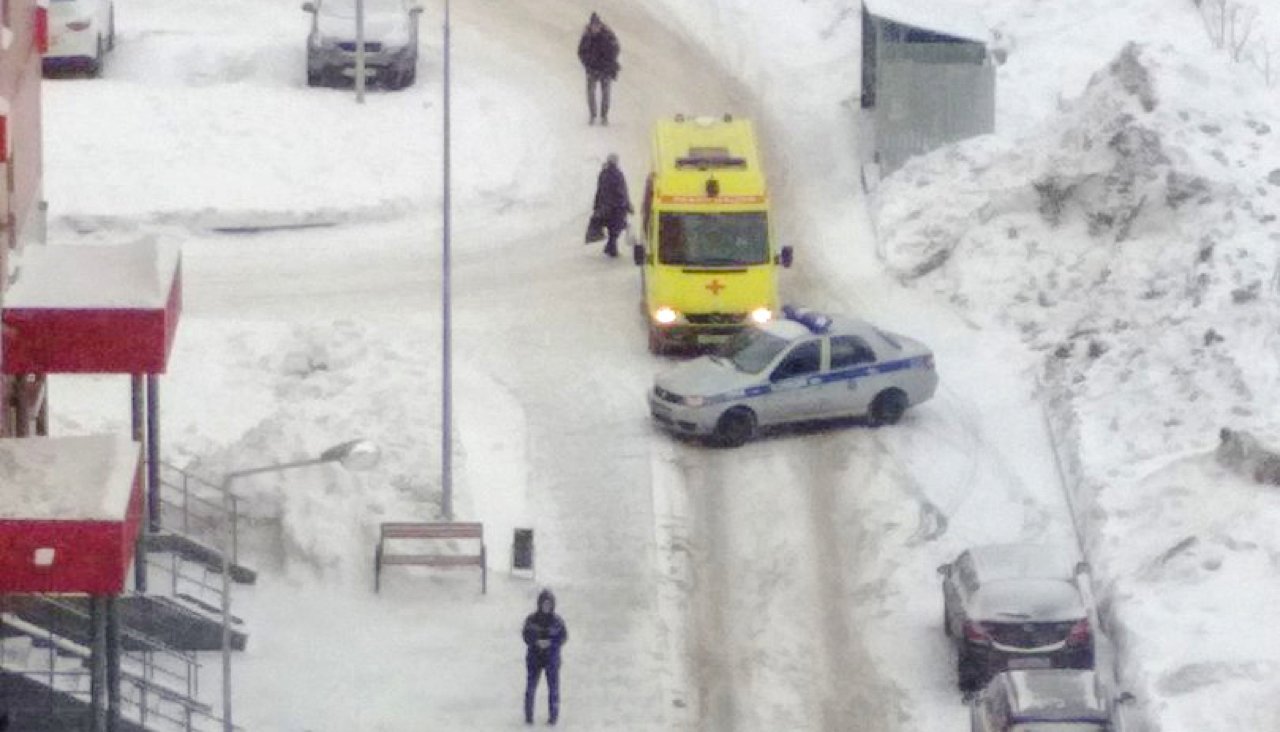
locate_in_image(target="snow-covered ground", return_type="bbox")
[31,0,1280,730]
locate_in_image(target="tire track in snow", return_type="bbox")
[681,435,907,732]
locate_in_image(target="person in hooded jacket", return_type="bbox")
[577,12,620,125]
[592,153,632,258]
[522,588,568,725]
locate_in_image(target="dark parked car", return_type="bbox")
[970,669,1123,731]
[302,0,422,89]
[940,543,1095,692]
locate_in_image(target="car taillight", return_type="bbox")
[1066,619,1091,646]
[963,621,991,645]
[67,19,92,31]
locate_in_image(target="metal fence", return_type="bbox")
[870,57,995,174]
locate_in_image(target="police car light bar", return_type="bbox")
[782,305,832,334]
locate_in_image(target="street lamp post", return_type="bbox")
[219,439,380,732]
[354,0,366,103]
[440,0,453,521]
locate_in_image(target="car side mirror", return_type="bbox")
[936,564,951,578]
[1075,560,1091,576]
[632,243,645,267]
[778,245,794,268]
[1117,691,1136,705]
[301,1,317,12]
[409,5,424,15]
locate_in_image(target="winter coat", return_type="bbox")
[593,161,631,226]
[578,23,620,78]
[522,589,568,668]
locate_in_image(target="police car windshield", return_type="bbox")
[719,328,790,374]
[658,212,769,266]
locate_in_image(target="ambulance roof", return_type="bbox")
[652,115,766,202]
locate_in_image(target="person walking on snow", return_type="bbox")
[577,12,620,125]
[522,588,568,725]
[592,153,632,258]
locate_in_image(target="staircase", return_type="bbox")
[0,461,263,731]
[8,594,246,654]
[0,614,222,732]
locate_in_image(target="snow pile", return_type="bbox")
[878,40,1280,731]
[168,320,445,585]
[879,40,1280,450]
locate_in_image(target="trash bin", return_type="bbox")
[512,528,535,574]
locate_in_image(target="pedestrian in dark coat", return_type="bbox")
[522,588,568,725]
[577,12,620,125]
[592,153,632,258]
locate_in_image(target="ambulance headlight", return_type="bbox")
[749,307,773,324]
[654,307,679,325]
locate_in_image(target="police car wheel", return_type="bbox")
[869,389,908,427]
[714,408,755,448]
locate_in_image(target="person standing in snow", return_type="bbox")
[591,153,632,258]
[577,12,620,125]
[522,588,568,725]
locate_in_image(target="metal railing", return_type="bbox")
[157,462,242,567]
[1,613,225,732]
[27,595,202,700]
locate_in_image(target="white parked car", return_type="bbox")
[43,0,115,77]
[302,0,422,90]
[648,307,939,446]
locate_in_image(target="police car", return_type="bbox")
[648,307,938,446]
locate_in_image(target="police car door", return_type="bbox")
[821,335,879,418]
[757,339,827,424]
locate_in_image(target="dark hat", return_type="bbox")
[590,12,600,22]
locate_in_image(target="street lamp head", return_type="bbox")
[319,439,381,471]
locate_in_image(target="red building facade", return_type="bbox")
[0,0,48,437]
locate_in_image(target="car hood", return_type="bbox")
[317,11,410,45]
[654,356,759,399]
[971,579,1087,622]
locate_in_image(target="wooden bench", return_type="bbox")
[374,521,486,593]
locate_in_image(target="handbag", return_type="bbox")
[584,214,606,244]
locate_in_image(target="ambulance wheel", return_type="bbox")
[869,389,908,427]
[714,408,756,448]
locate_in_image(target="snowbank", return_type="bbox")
[879,40,1280,732]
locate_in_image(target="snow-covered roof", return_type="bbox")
[863,0,989,44]
[1006,669,1107,719]
[0,435,140,520]
[968,543,1081,582]
[972,578,1086,621]
[6,239,180,309]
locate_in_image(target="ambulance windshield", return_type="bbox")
[657,212,769,266]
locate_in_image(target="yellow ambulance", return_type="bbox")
[633,114,793,354]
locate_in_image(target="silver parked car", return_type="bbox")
[970,669,1124,731]
[940,544,1096,693]
[648,307,938,447]
[302,0,422,89]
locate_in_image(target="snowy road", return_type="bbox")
[40,0,1086,729]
